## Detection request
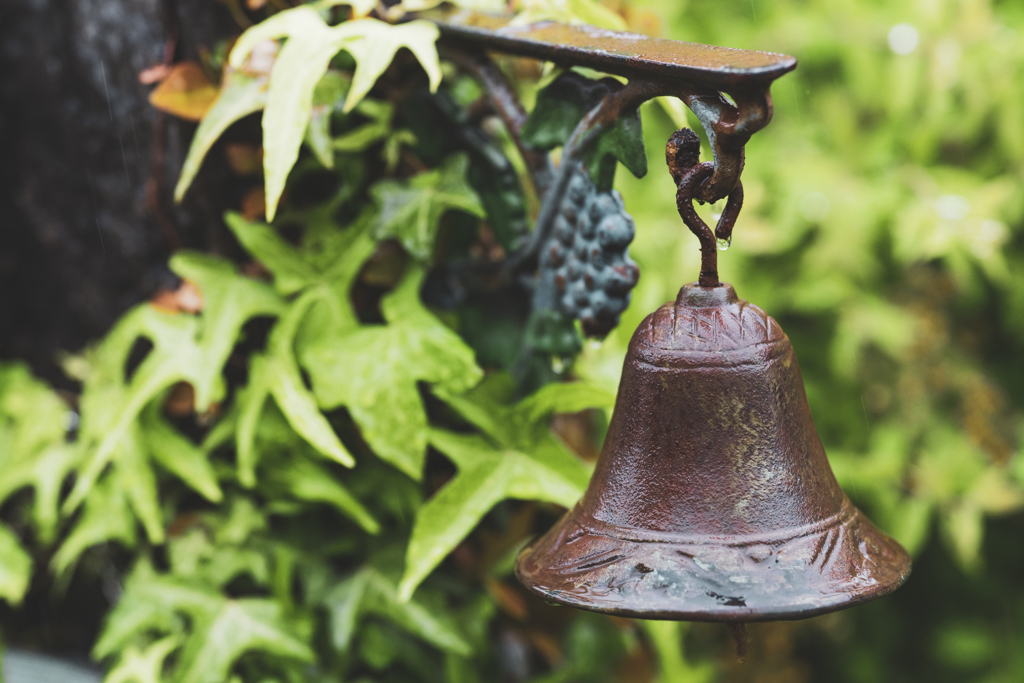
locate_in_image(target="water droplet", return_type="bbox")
[717,237,732,251]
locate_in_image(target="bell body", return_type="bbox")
[516,283,910,621]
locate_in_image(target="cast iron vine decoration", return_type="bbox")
[417,7,796,332]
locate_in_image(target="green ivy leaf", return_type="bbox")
[104,637,180,683]
[438,374,615,450]
[93,562,220,660]
[0,363,79,542]
[229,8,441,220]
[301,265,482,479]
[260,449,379,534]
[326,563,469,655]
[372,153,485,260]
[224,209,377,299]
[236,289,355,487]
[513,0,628,30]
[118,425,165,544]
[398,427,589,601]
[521,73,645,190]
[174,69,268,203]
[141,404,223,503]
[95,560,313,683]
[0,524,31,607]
[174,599,314,683]
[305,106,335,169]
[67,256,284,518]
[582,106,646,190]
[170,252,287,411]
[53,476,137,580]
[67,307,201,516]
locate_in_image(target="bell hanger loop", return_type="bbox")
[667,129,745,288]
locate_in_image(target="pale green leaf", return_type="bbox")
[302,265,481,479]
[67,307,202,514]
[174,70,268,202]
[104,637,179,683]
[229,8,440,220]
[266,454,379,533]
[513,0,627,30]
[0,524,31,607]
[53,477,137,579]
[223,212,316,295]
[228,7,327,69]
[0,362,78,544]
[340,20,441,113]
[398,428,588,600]
[175,599,315,683]
[170,252,286,410]
[326,565,469,655]
[0,362,68,459]
[438,374,614,450]
[305,106,335,168]
[942,503,984,574]
[141,404,223,503]
[269,291,355,467]
[0,443,78,544]
[258,10,346,220]
[93,561,224,659]
[372,153,485,260]
[643,622,715,683]
[119,425,165,544]
[237,290,355,485]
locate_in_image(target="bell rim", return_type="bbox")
[514,561,911,622]
[514,502,912,623]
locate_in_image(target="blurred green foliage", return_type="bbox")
[2,0,1024,682]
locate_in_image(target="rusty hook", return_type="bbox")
[667,129,743,287]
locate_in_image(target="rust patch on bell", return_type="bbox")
[515,283,911,621]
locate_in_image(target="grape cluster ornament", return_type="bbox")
[541,168,639,337]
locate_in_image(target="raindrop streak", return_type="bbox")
[86,171,106,253]
[717,237,732,251]
[100,61,113,122]
[119,133,132,190]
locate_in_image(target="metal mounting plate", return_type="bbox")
[422,9,797,90]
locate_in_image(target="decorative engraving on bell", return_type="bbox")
[515,282,911,621]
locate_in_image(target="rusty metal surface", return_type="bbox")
[424,10,794,203]
[515,283,911,621]
[422,9,796,90]
[667,129,743,286]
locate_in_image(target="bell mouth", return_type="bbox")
[514,499,911,622]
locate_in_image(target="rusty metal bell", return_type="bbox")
[516,282,911,621]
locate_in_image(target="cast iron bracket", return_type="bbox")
[421,8,796,205]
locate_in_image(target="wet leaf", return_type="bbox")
[302,265,482,479]
[398,427,589,600]
[141,404,223,503]
[149,62,218,122]
[237,291,356,487]
[513,0,627,30]
[229,8,441,219]
[169,252,286,410]
[372,153,485,260]
[174,69,269,202]
[53,476,137,579]
[262,452,379,533]
[0,524,31,606]
[325,563,469,655]
[174,599,314,683]
[104,637,179,683]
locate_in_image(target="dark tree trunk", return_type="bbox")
[0,0,241,382]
